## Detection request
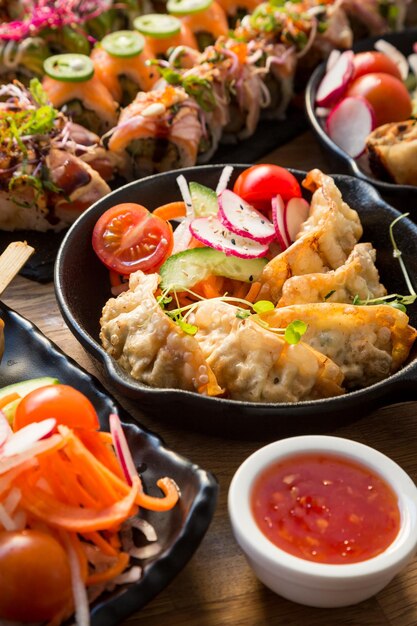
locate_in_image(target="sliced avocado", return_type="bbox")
[189,181,218,217]
[159,247,267,291]
[0,377,59,423]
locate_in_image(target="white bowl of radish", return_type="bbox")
[305,29,417,209]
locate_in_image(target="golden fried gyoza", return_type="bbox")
[100,271,222,396]
[257,169,363,303]
[259,303,417,389]
[189,299,345,402]
[366,119,417,186]
[278,243,387,307]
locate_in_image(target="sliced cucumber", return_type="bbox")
[189,181,218,217]
[159,247,267,291]
[44,54,94,82]
[0,377,59,423]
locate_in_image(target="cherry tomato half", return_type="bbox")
[233,164,302,212]
[13,384,100,431]
[92,203,173,275]
[0,530,72,622]
[352,51,402,81]
[346,72,412,127]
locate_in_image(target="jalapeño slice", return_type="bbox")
[43,54,94,82]
[133,14,182,39]
[101,30,145,58]
[167,0,212,15]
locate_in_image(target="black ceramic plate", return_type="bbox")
[0,302,218,625]
[305,29,417,211]
[55,165,417,436]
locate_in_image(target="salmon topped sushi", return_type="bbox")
[167,0,229,50]
[133,14,198,58]
[108,85,203,178]
[42,53,119,136]
[91,31,158,107]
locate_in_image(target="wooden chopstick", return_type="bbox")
[0,241,35,296]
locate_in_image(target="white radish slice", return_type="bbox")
[0,410,12,449]
[172,217,192,254]
[110,413,138,486]
[176,174,194,218]
[326,96,375,158]
[2,418,57,458]
[216,165,234,194]
[0,434,63,475]
[284,197,310,242]
[189,216,269,259]
[218,189,276,244]
[271,195,290,250]
[316,50,354,107]
[326,49,341,72]
[374,39,409,81]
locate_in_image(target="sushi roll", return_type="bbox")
[167,0,229,50]
[0,80,110,231]
[91,31,158,107]
[215,0,263,27]
[133,14,198,58]
[0,37,50,84]
[107,85,203,178]
[42,53,119,136]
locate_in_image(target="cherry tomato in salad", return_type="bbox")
[13,384,99,431]
[352,51,402,81]
[92,203,173,275]
[0,530,72,622]
[233,164,302,212]
[346,72,412,127]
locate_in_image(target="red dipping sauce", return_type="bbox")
[251,453,401,564]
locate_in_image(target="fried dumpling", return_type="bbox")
[189,299,345,402]
[259,303,417,389]
[366,119,417,186]
[257,169,363,303]
[100,271,222,396]
[278,243,387,307]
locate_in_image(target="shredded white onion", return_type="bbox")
[127,542,162,560]
[408,53,417,77]
[112,566,142,584]
[3,486,21,515]
[124,516,158,542]
[0,503,18,531]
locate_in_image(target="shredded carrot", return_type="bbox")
[153,201,186,221]
[0,392,20,409]
[82,531,119,557]
[86,551,130,586]
[245,281,262,303]
[136,477,180,512]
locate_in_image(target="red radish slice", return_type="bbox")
[316,50,354,107]
[218,189,276,244]
[190,216,269,259]
[2,418,56,457]
[284,197,310,242]
[374,39,409,80]
[326,96,375,158]
[271,195,290,250]
[0,410,12,449]
[408,53,417,77]
[110,413,138,486]
[326,49,341,72]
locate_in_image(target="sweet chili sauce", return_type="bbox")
[251,453,401,564]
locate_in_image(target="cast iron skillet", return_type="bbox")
[305,29,417,212]
[55,165,417,437]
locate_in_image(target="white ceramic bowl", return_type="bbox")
[228,435,417,608]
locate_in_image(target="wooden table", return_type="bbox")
[3,131,417,626]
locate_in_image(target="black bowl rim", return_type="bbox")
[305,28,417,198]
[55,164,417,415]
